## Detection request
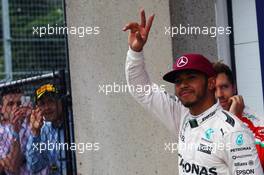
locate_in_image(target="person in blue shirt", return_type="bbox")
[26,83,66,175]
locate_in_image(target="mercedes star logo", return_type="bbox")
[177,56,188,67]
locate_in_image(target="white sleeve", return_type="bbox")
[222,130,264,174]
[125,48,183,135]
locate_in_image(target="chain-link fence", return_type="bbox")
[0,0,68,81]
[0,70,76,175]
[0,0,76,174]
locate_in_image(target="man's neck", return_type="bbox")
[52,116,63,128]
[189,97,217,116]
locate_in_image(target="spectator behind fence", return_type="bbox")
[213,61,264,169]
[26,83,66,175]
[0,87,32,174]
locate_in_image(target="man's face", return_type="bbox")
[174,71,208,108]
[1,93,23,120]
[215,73,236,110]
[37,96,62,122]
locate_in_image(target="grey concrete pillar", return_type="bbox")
[66,0,217,174]
[170,0,217,62]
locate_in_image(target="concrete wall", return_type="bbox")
[66,1,177,174]
[66,0,217,174]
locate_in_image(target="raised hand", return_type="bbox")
[29,107,44,136]
[10,106,32,133]
[123,9,154,52]
[229,95,244,117]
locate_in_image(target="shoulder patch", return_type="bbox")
[222,111,235,127]
[164,91,177,101]
[169,95,177,101]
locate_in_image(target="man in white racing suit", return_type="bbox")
[123,9,263,175]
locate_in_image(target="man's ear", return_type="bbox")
[208,77,216,91]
